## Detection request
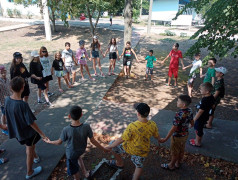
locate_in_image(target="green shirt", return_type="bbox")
[145,56,156,68]
[213,78,225,105]
[203,68,215,83]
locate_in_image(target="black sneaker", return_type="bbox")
[46,102,54,107]
[37,100,44,104]
[47,92,54,97]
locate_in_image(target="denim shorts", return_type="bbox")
[66,158,79,176]
[65,65,76,73]
[109,140,145,168]
[92,51,99,58]
[55,70,66,77]
[146,67,153,75]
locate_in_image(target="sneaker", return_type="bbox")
[46,102,54,107]
[34,156,40,163]
[101,73,105,77]
[25,166,42,179]
[108,72,111,76]
[2,130,8,136]
[47,92,54,97]
[31,109,36,113]
[94,73,98,77]
[37,100,44,104]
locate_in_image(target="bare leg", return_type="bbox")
[145,74,148,80]
[195,134,202,146]
[188,83,193,97]
[26,145,34,176]
[151,74,154,80]
[93,58,97,74]
[108,59,112,74]
[72,72,76,84]
[112,152,124,167]
[133,168,143,180]
[97,58,103,74]
[78,156,89,178]
[174,78,178,86]
[85,65,93,79]
[112,59,116,72]
[167,77,172,85]
[126,66,130,77]
[206,115,214,128]
[67,72,70,83]
[63,76,71,88]
[43,90,50,103]
[37,88,41,100]
[123,66,127,76]
[72,172,80,180]
[80,64,84,79]
[57,77,62,90]
[45,81,49,92]
[176,152,184,167]
[168,155,177,169]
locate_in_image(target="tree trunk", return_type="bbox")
[86,4,95,36]
[140,0,143,19]
[124,0,132,45]
[42,0,52,41]
[51,10,57,32]
[147,0,153,35]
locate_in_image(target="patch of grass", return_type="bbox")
[160,38,176,43]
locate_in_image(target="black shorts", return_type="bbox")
[67,158,80,176]
[194,120,204,137]
[21,83,30,98]
[109,52,117,59]
[18,133,41,146]
[123,58,132,67]
[43,75,53,83]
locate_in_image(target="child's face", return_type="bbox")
[56,54,61,60]
[0,70,7,79]
[172,45,178,50]
[177,98,185,108]
[15,57,22,64]
[112,39,115,44]
[80,44,84,49]
[66,45,70,50]
[200,86,209,95]
[195,55,200,60]
[149,52,153,56]
[126,43,131,48]
[215,71,223,78]
[208,60,215,67]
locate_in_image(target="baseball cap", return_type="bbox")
[93,35,98,39]
[13,52,22,59]
[0,65,6,72]
[134,103,150,117]
[31,51,39,57]
[215,67,227,75]
[79,40,85,46]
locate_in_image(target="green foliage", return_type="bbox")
[180,32,187,37]
[13,8,21,17]
[164,30,176,36]
[26,11,33,19]
[7,9,13,18]
[174,0,238,61]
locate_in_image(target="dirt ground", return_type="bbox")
[0,21,23,28]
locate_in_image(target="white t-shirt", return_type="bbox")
[190,59,202,75]
[62,49,74,66]
[109,45,118,53]
[40,56,51,77]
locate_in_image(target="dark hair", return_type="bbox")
[65,42,71,47]
[174,43,179,48]
[210,57,217,64]
[70,106,82,120]
[195,53,200,57]
[126,41,131,45]
[149,50,153,54]
[10,54,23,74]
[39,46,49,58]
[109,38,117,46]
[201,82,213,93]
[178,95,192,106]
[91,39,100,50]
[10,76,25,93]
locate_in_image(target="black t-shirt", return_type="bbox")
[29,61,43,84]
[10,63,31,80]
[124,47,132,60]
[52,58,64,71]
[196,95,215,123]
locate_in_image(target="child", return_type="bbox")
[201,57,216,85]
[104,37,119,76]
[190,82,215,147]
[183,53,203,97]
[110,14,113,26]
[44,106,109,180]
[119,41,139,79]
[3,76,48,179]
[30,51,53,106]
[10,52,31,102]
[205,67,227,129]
[0,65,10,136]
[75,40,95,81]
[39,46,54,97]
[51,51,73,93]
[62,42,77,84]
[161,43,184,87]
[106,103,161,180]
[145,50,157,80]
[91,36,105,77]
[160,95,193,170]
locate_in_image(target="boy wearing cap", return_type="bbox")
[106,103,161,180]
[0,65,10,135]
[205,67,227,129]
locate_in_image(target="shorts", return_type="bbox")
[65,65,76,74]
[43,75,53,83]
[168,67,178,78]
[37,81,47,90]
[17,133,41,146]
[170,135,188,156]
[146,67,153,75]
[92,51,99,58]
[109,140,145,168]
[79,59,87,65]
[123,58,132,67]
[21,83,30,98]
[194,120,205,137]
[55,70,66,77]
[66,158,79,176]
[109,52,117,59]
[187,74,196,85]
[110,18,112,22]
[1,106,5,115]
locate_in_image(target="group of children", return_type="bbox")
[0,40,228,180]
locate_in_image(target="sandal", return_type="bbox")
[189,139,201,147]
[0,149,5,155]
[0,158,8,165]
[107,160,124,169]
[165,84,172,86]
[161,163,175,171]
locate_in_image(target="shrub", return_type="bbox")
[164,30,176,36]
[7,8,13,18]
[26,11,33,19]
[13,9,21,17]
[180,32,187,37]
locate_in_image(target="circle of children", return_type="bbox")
[0,37,227,180]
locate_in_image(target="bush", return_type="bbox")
[7,9,13,18]
[164,30,176,36]
[26,11,33,19]
[180,32,187,37]
[0,8,4,16]
[13,9,21,17]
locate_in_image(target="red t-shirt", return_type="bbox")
[169,50,183,68]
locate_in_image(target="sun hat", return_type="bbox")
[13,52,22,59]
[79,40,85,46]
[93,35,98,39]
[215,67,227,75]
[134,103,150,117]
[31,51,39,57]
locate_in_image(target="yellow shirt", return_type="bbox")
[122,120,159,157]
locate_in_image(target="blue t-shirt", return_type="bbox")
[145,55,156,68]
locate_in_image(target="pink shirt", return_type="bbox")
[0,78,11,107]
[76,48,88,62]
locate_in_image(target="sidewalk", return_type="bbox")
[86,100,238,164]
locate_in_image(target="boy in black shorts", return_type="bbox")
[45,106,109,180]
[190,82,215,147]
[3,77,48,179]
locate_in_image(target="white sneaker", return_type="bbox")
[34,156,40,163]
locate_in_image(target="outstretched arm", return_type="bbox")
[180,58,185,69]
[106,137,124,149]
[131,49,139,62]
[160,126,177,143]
[161,54,170,64]
[90,137,110,153]
[193,109,204,123]
[30,122,47,140]
[44,138,63,145]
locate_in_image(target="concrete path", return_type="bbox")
[0,28,140,179]
[86,100,238,164]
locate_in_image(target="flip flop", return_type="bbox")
[189,139,201,147]
[161,163,175,171]
[107,160,124,169]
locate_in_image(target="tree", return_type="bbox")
[175,0,238,60]
[147,0,152,34]
[124,0,133,44]
[42,0,52,40]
